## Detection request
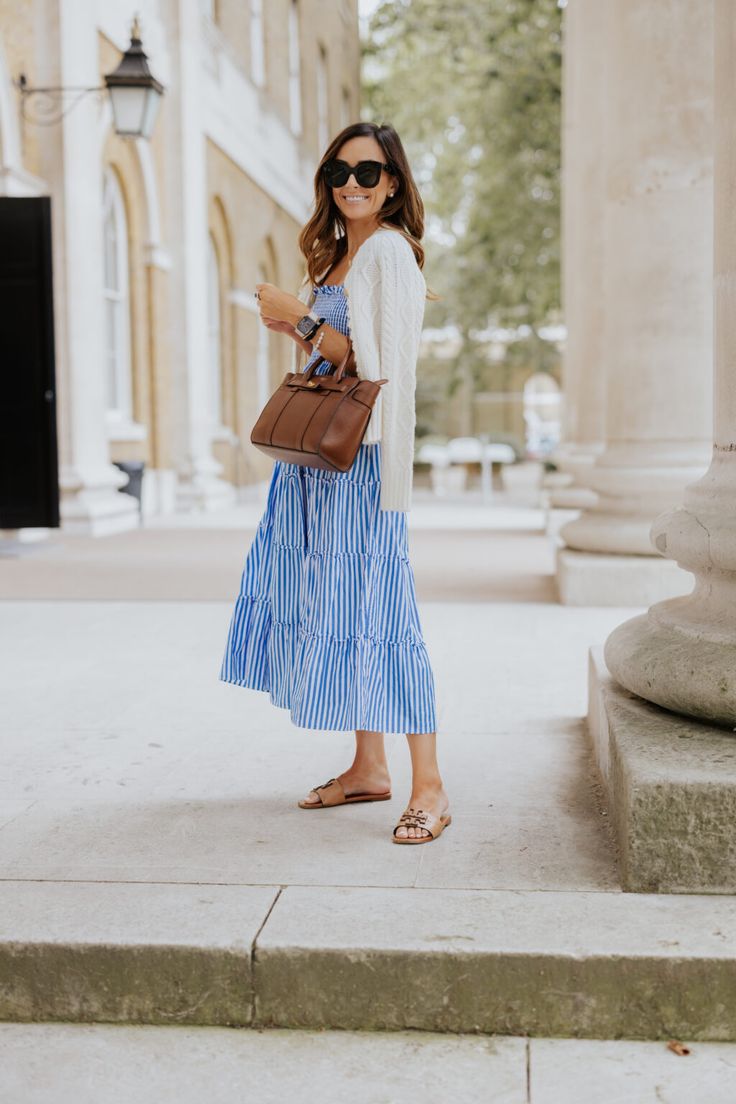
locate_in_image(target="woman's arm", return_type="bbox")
[294,332,314,356]
[298,323,351,366]
[257,281,351,366]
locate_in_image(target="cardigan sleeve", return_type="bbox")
[374,233,427,512]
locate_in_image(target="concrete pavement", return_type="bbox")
[2,1023,736,1104]
[3,482,736,1085]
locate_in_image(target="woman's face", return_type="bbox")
[330,136,398,226]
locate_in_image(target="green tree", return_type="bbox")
[363,0,562,400]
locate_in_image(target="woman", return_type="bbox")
[219,121,451,844]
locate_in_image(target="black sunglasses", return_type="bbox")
[322,158,394,189]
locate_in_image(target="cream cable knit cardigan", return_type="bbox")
[293,227,427,512]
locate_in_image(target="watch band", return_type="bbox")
[295,313,325,341]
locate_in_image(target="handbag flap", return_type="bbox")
[286,373,360,394]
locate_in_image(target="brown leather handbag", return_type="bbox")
[250,338,388,471]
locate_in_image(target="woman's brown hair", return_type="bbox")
[298,121,438,300]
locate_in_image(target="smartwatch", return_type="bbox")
[294,312,326,341]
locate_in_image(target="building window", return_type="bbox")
[250,0,265,86]
[288,0,302,135]
[340,86,351,129]
[102,169,132,420]
[207,234,224,427]
[317,45,329,152]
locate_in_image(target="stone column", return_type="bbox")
[557,0,714,605]
[603,0,736,726]
[52,0,138,535]
[169,0,234,512]
[550,0,606,512]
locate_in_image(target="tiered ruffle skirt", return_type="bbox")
[219,441,437,734]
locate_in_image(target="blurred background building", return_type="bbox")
[0,0,360,533]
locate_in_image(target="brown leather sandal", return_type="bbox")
[298,776,392,809]
[392,806,452,844]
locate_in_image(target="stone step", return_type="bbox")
[2,881,736,1040]
[3,1022,736,1104]
[0,882,276,1027]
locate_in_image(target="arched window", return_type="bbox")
[317,45,329,153]
[250,0,265,86]
[288,0,302,135]
[102,169,132,420]
[207,234,224,427]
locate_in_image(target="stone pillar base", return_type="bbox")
[175,473,237,514]
[587,646,736,893]
[555,546,694,606]
[548,487,597,510]
[605,605,736,728]
[59,465,140,536]
[545,507,583,543]
[60,491,140,536]
[541,470,573,492]
[548,447,602,510]
[542,470,597,510]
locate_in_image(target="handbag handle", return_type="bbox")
[303,336,357,382]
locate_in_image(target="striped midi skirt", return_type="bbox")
[218,441,438,734]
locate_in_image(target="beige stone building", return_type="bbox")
[0,0,360,533]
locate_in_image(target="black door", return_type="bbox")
[0,196,59,529]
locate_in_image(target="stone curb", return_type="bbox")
[0,882,279,1026]
[253,885,736,1040]
[3,881,735,1040]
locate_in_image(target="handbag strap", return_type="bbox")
[303,336,357,382]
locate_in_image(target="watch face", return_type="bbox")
[296,315,324,339]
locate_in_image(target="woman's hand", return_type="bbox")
[260,316,299,335]
[255,283,304,328]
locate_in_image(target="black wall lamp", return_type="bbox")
[15,16,164,139]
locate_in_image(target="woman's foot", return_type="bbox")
[393,782,450,839]
[301,766,392,807]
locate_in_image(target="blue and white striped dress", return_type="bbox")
[219,282,438,735]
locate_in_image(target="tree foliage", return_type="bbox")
[363,0,562,345]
